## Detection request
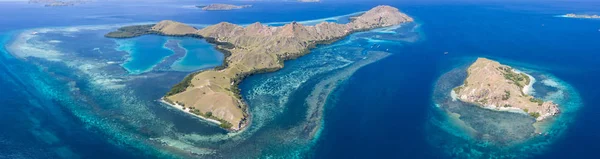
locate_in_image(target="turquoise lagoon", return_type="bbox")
[170,38,224,72]
[117,35,223,74]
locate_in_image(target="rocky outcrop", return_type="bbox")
[109,5,413,131]
[453,58,559,121]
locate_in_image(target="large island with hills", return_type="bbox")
[105,5,413,131]
[453,58,559,121]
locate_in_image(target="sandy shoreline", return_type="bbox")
[450,69,537,115]
[158,98,222,125]
[513,69,536,95]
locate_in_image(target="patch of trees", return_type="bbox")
[166,71,202,96]
[104,24,156,38]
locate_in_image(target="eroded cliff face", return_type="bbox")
[453,58,559,121]
[156,5,413,130]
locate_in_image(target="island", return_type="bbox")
[563,13,600,19]
[196,4,252,11]
[105,5,413,131]
[298,0,321,2]
[28,0,91,7]
[452,58,559,121]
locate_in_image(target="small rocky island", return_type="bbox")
[28,0,91,7]
[196,4,252,11]
[298,0,321,2]
[453,58,559,121]
[563,13,600,19]
[105,5,413,131]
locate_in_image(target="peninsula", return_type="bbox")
[196,4,252,11]
[106,5,413,131]
[563,13,600,19]
[452,58,559,121]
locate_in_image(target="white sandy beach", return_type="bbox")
[513,69,536,96]
[159,98,222,125]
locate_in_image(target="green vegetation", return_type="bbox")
[503,104,512,107]
[219,121,233,129]
[452,79,470,94]
[502,90,511,100]
[104,24,156,38]
[530,98,544,106]
[522,73,531,86]
[453,86,463,93]
[524,108,529,113]
[187,109,236,129]
[212,45,233,71]
[529,112,541,118]
[190,109,201,115]
[166,71,202,96]
[501,67,530,89]
[163,98,175,105]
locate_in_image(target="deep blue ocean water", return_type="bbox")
[1,0,600,158]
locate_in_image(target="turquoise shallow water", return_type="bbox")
[170,38,223,72]
[117,35,223,74]
[429,58,582,158]
[118,35,173,74]
[1,0,600,158]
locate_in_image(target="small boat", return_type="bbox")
[444,52,449,55]
[31,32,38,35]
